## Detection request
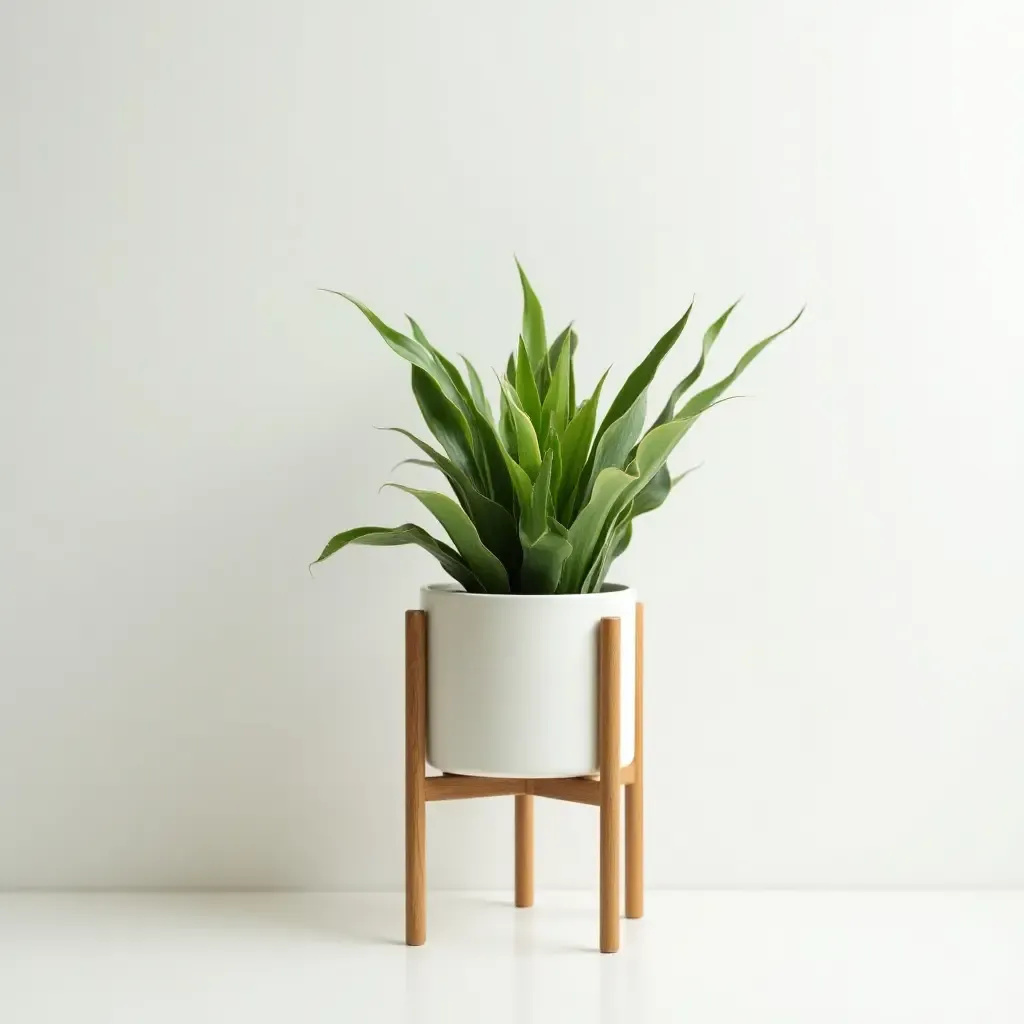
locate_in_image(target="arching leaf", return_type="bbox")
[466,402,514,508]
[590,301,692,455]
[579,387,647,507]
[410,365,478,485]
[327,292,462,410]
[653,299,739,427]
[677,308,805,419]
[312,524,482,592]
[407,316,474,412]
[385,484,510,593]
[380,427,517,574]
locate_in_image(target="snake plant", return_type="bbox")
[314,263,802,594]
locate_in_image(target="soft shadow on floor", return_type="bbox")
[116,892,406,945]
[129,892,624,954]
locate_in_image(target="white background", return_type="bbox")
[2,0,1022,891]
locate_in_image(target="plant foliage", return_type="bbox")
[315,265,803,593]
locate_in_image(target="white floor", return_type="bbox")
[1,891,1022,1023]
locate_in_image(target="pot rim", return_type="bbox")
[422,582,635,601]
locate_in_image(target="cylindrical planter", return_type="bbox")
[421,583,637,778]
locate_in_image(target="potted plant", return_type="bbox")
[314,263,802,778]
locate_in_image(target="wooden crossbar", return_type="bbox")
[423,770,636,804]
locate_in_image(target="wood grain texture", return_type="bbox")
[625,602,644,919]
[515,793,534,907]
[532,777,601,805]
[405,610,427,946]
[425,776,526,800]
[599,616,621,953]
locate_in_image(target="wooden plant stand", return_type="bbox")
[405,603,644,954]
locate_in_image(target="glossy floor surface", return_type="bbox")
[2,891,1022,1022]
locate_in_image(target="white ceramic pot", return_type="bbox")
[421,583,636,778]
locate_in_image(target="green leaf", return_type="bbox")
[623,415,707,507]
[580,386,647,506]
[671,465,701,488]
[591,462,702,590]
[591,300,693,454]
[582,509,633,594]
[499,378,543,478]
[560,483,579,524]
[678,308,805,419]
[631,464,670,518]
[495,431,534,509]
[560,468,636,593]
[546,427,563,512]
[515,335,543,431]
[326,291,432,369]
[410,365,478,485]
[610,518,633,561]
[381,427,518,573]
[385,484,510,593]
[652,299,739,427]
[574,303,691,518]
[382,427,467,486]
[312,523,483,592]
[539,331,572,439]
[498,389,517,457]
[539,323,572,398]
[562,414,705,591]
[406,316,495,487]
[466,402,514,509]
[392,457,443,473]
[407,315,473,410]
[479,392,532,510]
[547,323,573,378]
[406,451,519,578]
[557,368,609,520]
[499,353,518,454]
[383,427,475,518]
[632,394,742,464]
[522,451,554,543]
[515,259,547,369]
[461,355,494,423]
[567,329,578,413]
[520,530,573,594]
[328,292,463,410]
[549,517,570,539]
[631,416,700,485]
[632,462,702,518]
[460,491,520,580]
[581,522,623,593]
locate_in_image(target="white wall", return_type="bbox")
[2,0,1022,890]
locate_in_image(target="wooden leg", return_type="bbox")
[515,792,534,908]
[405,610,427,946]
[599,617,621,953]
[625,602,644,919]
